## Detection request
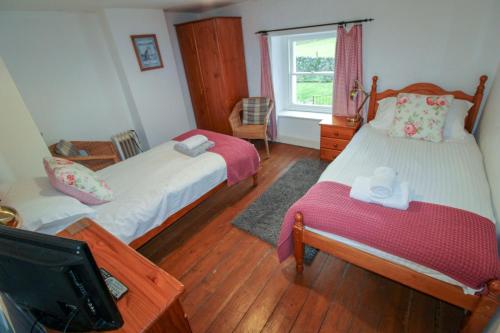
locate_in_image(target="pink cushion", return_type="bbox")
[43,157,113,205]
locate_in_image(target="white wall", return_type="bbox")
[477,64,500,333]
[0,58,50,183]
[191,0,500,147]
[477,64,500,241]
[103,8,192,148]
[0,11,135,145]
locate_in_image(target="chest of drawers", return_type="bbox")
[319,116,361,161]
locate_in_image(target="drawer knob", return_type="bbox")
[333,132,339,137]
[334,144,338,148]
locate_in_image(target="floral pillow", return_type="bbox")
[43,157,113,205]
[388,93,454,142]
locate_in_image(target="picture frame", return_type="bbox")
[130,34,164,71]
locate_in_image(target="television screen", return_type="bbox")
[0,225,123,331]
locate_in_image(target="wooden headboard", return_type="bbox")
[366,75,488,133]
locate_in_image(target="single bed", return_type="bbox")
[279,76,500,333]
[36,129,260,248]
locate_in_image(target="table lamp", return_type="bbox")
[0,205,21,228]
[347,79,370,123]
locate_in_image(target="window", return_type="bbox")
[287,31,336,112]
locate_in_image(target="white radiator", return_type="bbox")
[112,130,143,160]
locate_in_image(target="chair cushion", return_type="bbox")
[242,97,270,125]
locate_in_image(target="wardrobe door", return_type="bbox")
[193,20,231,135]
[215,18,249,113]
[176,23,212,130]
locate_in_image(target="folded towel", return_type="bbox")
[350,176,410,210]
[174,140,214,157]
[177,134,208,151]
[369,166,397,199]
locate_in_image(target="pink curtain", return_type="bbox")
[333,24,363,117]
[259,34,277,140]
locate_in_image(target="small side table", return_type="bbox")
[56,219,192,333]
[49,141,120,171]
[319,116,361,161]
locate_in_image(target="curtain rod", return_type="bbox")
[255,18,374,35]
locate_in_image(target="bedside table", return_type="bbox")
[49,141,120,171]
[319,116,361,161]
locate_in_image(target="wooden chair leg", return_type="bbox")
[252,173,258,187]
[293,212,305,273]
[264,137,270,159]
[461,280,500,333]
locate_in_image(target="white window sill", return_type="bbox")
[278,110,331,121]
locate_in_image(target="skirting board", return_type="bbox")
[275,135,320,149]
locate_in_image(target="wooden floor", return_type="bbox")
[139,142,465,333]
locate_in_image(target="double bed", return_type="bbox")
[278,76,500,332]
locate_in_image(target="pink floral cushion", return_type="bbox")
[43,157,113,205]
[389,93,454,143]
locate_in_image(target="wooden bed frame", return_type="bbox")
[293,75,500,333]
[129,173,258,249]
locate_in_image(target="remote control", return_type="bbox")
[100,268,128,300]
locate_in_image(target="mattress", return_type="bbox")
[92,141,227,244]
[309,125,496,294]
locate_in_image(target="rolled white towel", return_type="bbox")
[369,166,397,199]
[350,176,410,210]
[177,135,208,151]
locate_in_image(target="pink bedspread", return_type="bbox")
[174,129,260,186]
[277,181,500,289]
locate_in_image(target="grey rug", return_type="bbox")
[232,158,328,264]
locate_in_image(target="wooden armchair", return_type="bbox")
[229,99,275,158]
[49,141,120,171]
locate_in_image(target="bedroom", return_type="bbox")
[0,0,499,332]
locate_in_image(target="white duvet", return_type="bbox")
[93,141,227,244]
[308,125,496,294]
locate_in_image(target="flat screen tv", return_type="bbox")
[0,225,123,332]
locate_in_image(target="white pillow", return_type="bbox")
[443,99,473,141]
[369,97,397,130]
[2,178,96,232]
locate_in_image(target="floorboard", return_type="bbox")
[138,141,465,333]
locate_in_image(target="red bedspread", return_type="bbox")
[277,181,500,289]
[174,129,260,185]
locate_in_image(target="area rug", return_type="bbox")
[232,158,328,264]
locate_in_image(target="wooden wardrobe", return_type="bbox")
[176,17,249,135]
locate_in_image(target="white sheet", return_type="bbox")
[309,125,496,294]
[320,125,495,222]
[91,141,227,244]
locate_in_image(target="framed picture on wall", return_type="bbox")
[131,34,164,71]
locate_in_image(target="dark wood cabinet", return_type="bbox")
[176,17,249,135]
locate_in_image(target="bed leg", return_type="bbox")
[461,280,500,333]
[293,212,305,273]
[252,173,258,187]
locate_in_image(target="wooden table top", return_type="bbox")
[319,116,361,128]
[57,219,185,332]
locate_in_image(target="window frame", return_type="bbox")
[285,30,336,113]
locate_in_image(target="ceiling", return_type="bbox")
[0,0,247,12]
